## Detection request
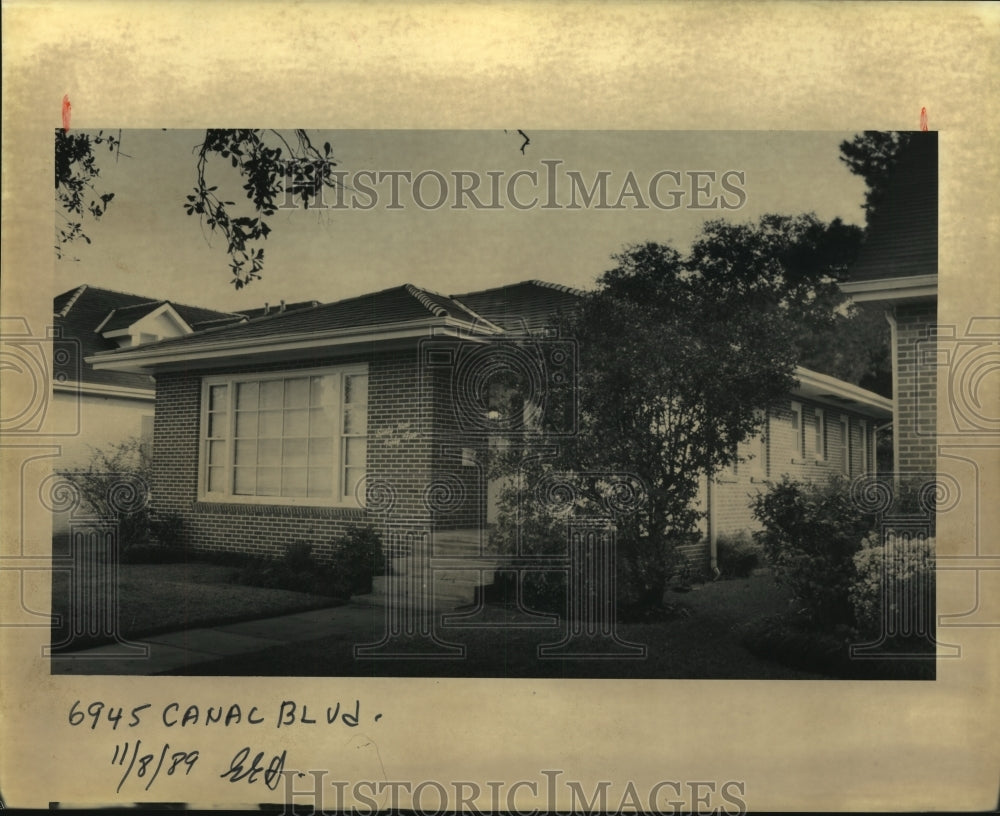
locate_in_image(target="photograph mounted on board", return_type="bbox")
[44,129,939,679]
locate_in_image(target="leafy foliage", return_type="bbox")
[716,530,763,578]
[850,532,935,639]
[54,129,119,257]
[493,214,863,616]
[751,475,876,628]
[60,437,152,550]
[185,129,340,288]
[233,525,383,598]
[838,130,913,222]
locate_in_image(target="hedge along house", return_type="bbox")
[88,279,891,589]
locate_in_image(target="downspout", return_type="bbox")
[707,474,720,579]
[885,309,900,485]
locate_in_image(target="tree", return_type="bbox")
[55,128,532,288]
[493,214,858,617]
[54,128,119,258]
[839,130,913,222]
[54,128,341,288]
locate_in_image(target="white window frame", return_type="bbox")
[859,418,869,475]
[198,364,368,507]
[814,407,826,462]
[790,401,803,461]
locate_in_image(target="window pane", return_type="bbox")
[308,437,333,462]
[235,410,258,437]
[307,467,333,497]
[344,467,365,498]
[257,467,280,496]
[311,375,335,406]
[234,439,256,465]
[233,467,256,495]
[260,379,283,410]
[259,410,282,437]
[344,374,368,405]
[343,405,364,434]
[283,409,308,436]
[209,384,228,411]
[344,436,367,468]
[283,377,309,408]
[208,412,227,438]
[310,407,333,436]
[282,437,307,466]
[208,440,226,466]
[235,381,258,410]
[207,466,226,493]
[282,467,307,497]
[258,438,280,466]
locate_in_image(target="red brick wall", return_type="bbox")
[894,301,937,479]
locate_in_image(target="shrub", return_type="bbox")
[850,532,935,640]
[149,511,184,550]
[60,437,152,550]
[751,475,876,628]
[328,525,384,596]
[716,530,762,578]
[738,612,934,679]
[233,527,384,599]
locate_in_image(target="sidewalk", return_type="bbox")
[50,602,388,675]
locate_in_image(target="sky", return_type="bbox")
[54,130,868,314]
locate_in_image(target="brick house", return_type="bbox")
[88,280,889,582]
[839,131,937,484]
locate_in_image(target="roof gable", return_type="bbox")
[451,280,584,333]
[54,285,244,390]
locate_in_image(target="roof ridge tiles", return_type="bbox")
[404,283,451,318]
[55,284,88,317]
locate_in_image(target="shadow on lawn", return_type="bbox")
[164,575,879,679]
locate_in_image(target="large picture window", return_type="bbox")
[200,365,368,505]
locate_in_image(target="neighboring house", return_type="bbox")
[88,279,889,579]
[839,131,937,484]
[53,284,248,468]
[693,369,891,572]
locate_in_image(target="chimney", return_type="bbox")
[263,302,269,316]
[280,300,286,313]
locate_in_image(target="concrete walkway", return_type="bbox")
[50,602,389,675]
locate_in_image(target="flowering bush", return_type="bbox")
[850,532,935,639]
[751,475,876,628]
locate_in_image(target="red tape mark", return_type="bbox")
[62,95,72,132]
[920,107,928,132]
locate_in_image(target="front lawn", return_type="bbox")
[166,575,828,679]
[50,561,344,652]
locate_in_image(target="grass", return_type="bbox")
[165,575,830,679]
[50,560,344,652]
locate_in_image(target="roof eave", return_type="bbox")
[86,316,499,374]
[793,366,893,418]
[839,274,937,303]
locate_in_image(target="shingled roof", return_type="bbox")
[55,285,244,390]
[848,131,938,284]
[87,280,588,373]
[451,280,585,333]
